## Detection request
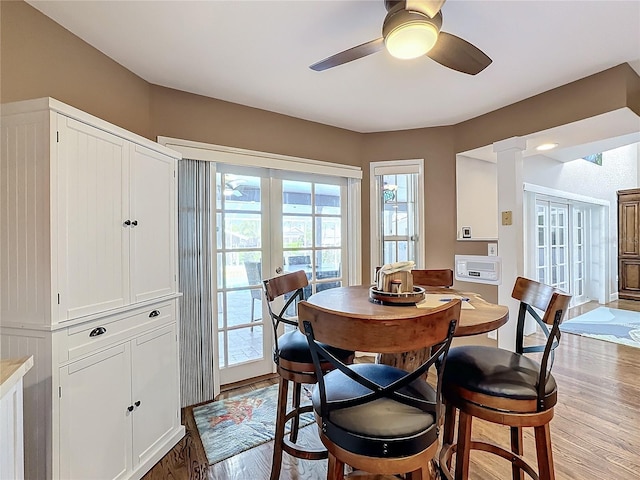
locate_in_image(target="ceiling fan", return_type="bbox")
[310,0,492,75]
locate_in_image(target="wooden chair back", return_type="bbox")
[511,276,572,407]
[298,299,460,354]
[263,270,308,302]
[263,270,309,334]
[412,268,454,287]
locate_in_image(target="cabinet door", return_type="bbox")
[129,144,176,302]
[58,344,132,480]
[57,115,130,320]
[620,259,640,294]
[130,322,179,467]
[619,200,640,257]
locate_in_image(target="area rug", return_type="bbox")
[193,383,315,465]
[560,307,640,348]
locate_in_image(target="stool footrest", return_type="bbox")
[439,440,540,480]
[282,404,327,460]
[282,437,328,460]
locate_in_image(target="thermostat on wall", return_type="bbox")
[455,255,502,285]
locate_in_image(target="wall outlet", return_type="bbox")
[501,211,513,225]
[488,243,498,256]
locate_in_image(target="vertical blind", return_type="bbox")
[178,159,216,407]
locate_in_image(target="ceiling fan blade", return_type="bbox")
[426,32,492,75]
[310,38,385,71]
[406,0,446,18]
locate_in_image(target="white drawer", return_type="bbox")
[56,302,175,364]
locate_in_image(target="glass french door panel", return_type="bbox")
[215,171,270,376]
[379,173,417,265]
[572,207,587,302]
[282,179,344,295]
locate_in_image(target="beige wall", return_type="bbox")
[0,0,152,138]
[150,85,362,166]
[2,0,639,287]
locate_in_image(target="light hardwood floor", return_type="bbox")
[142,300,640,480]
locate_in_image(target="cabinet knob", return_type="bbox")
[89,327,107,337]
[131,220,138,227]
[149,310,160,318]
[127,405,134,412]
[123,220,131,226]
[135,400,141,407]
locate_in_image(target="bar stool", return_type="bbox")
[439,276,572,480]
[263,270,354,480]
[299,298,460,480]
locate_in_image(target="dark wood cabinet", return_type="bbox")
[618,188,640,299]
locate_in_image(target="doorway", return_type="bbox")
[525,187,608,308]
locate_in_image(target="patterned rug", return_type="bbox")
[193,383,315,465]
[560,307,640,348]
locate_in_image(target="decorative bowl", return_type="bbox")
[369,286,426,305]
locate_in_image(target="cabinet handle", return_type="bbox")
[123,220,131,226]
[127,405,134,412]
[131,220,138,227]
[135,400,141,407]
[149,310,160,318]
[89,327,107,337]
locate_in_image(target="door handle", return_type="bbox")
[275,266,283,274]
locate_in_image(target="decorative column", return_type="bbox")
[493,137,527,351]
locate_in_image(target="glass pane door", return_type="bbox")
[216,169,272,384]
[379,173,419,265]
[572,207,587,304]
[215,169,348,385]
[536,199,572,292]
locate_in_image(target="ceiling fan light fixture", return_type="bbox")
[385,20,439,59]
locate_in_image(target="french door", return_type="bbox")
[215,165,348,385]
[534,199,588,305]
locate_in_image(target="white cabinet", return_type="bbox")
[58,344,132,480]
[58,319,180,480]
[57,117,177,321]
[56,115,130,320]
[129,144,177,304]
[130,324,179,467]
[1,98,179,327]
[0,98,183,480]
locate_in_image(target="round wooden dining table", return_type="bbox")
[304,284,509,479]
[305,283,508,371]
[305,284,508,336]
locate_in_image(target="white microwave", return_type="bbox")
[454,255,502,285]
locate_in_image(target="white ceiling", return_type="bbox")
[27,0,640,135]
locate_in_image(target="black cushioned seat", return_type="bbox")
[444,345,556,401]
[278,330,353,365]
[311,363,437,457]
